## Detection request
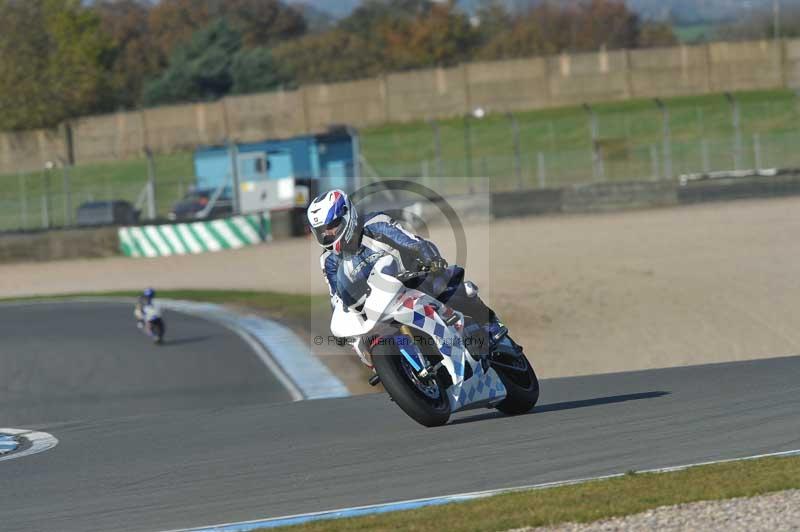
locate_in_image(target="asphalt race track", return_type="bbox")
[1,301,799,532]
[0,301,292,426]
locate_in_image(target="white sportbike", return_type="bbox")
[331,254,539,427]
[135,303,166,344]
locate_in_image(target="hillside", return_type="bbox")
[285,0,798,24]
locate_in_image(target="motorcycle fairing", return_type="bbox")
[392,290,507,412]
[447,357,507,411]
[332,254,508,412]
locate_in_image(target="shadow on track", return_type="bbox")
[160,335,215,347]
[450,391,671,425]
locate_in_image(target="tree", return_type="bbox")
[144,19,242,105]
[219,0,307,48]
[474,0,515,46]
[638,22,679,48]
[143,17,291,105]
[147,0,306,61]
[231,47,288,94]
[0,0,113,130]
[96,0,161,109]
[477,2,573,60]
[272,30,384,84]
[146,0,214,63]
[477,0,663,60]
[381,1,481,69]
[477,17,557,60]
[572,0,640,50]
[339,0,434,38]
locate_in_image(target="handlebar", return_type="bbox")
[396,266,444,282]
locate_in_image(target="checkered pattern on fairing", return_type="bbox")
[394,291,464,383]
[392,290,506,412]
[447,362,507,412]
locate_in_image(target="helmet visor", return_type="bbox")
[312,217,346,247]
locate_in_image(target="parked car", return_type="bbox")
[76,200,140,227]
[168,189,233,221]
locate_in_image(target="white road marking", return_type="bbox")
[0,429,59,463]
[162,448,800,532]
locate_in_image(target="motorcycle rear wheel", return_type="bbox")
[151,320,165,345]
[372,343,451,427]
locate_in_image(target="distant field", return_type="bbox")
[0,152,193,231]
[2,89,800,230]
[674,23,715,43]
[361,89,800,190]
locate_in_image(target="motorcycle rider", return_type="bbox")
[307,189,510,351]
[134,288,158,335]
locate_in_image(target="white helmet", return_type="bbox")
[307,189,358,255]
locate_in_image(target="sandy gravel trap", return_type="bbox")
[514,489,800,531]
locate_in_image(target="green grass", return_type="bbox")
[674,24,715,43]
[360,89,800,189]
[266,455,800,532]
[0,152,193,231]
[1,289,327,322]
[3,88,800,230]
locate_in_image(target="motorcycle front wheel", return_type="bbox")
[492,351,539,415]
[371,343,451,427]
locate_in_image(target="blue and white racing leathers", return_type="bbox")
[318,212,497,328]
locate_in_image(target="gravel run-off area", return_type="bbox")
[513,489,800,532]
[5,196,800,379]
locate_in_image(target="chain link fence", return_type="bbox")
[361,95,800,195]
[369,129,800,195]
[3,95,800,232]
[0,170,196,232]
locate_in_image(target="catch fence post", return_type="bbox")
[145,147,157,219]
[43,164,52,228]
[537,152,547,189]
[463,114,474,178]
[228,140,242,215]
[584,104,604,181]
[753,133,763,170]
[726,92,743,170]
[41,196,49,229]
[655,99,672,179]
[650,145,660,180]
[508,113,522,189]
[62,163,72,226]
[428,119,443,178]
[18,172,28,230]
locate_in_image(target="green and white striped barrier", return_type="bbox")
[118,213,271,258]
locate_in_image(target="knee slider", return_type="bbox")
[464,281,479,298]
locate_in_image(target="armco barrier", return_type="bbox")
[118,212,271,258]
[490,189,564,218]
[561,181,678,213]
[0,226,119,264]
[677,175,800,204]
[490,173,800,219]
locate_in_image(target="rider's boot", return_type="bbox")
[484,315,524,356]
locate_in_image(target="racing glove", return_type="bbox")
[417,257,448,273]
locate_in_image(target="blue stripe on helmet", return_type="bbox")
[325,196,346,224]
